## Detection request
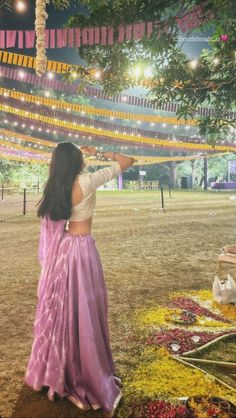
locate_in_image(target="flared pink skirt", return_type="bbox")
[25,232,121,412]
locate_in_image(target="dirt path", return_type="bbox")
[1,190,236,418]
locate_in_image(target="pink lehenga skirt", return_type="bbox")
[25,216,121,413]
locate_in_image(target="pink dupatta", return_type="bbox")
[38,215,66,267]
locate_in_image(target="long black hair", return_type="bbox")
[37,142,84,220]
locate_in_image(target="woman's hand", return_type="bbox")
[80,146,97,156]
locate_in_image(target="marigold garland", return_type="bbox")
[126,347,236,403]
[35,0,48,77]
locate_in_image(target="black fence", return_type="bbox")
[0,185,42,221]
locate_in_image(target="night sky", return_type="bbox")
[0,0,210,63]
[0,0,86,64]
[0,1,211,144]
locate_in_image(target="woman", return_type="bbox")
[25,142,135,418]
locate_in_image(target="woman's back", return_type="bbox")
[68,162,121,235]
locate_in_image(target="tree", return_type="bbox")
[65,0,236,143]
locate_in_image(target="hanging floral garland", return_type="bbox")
[35,0,48,77]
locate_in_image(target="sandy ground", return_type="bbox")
[1,190,236,418]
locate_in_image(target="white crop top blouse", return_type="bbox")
[69,162,122,222]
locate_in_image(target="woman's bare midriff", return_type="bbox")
[68,218,92,235]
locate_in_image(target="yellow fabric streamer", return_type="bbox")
[0,50,90,76]
[0,152,47,164]
[0,51,153,87]
[0,129,55,148]
[0,138,50,156]
[1,103,236,152]
[0,87,196,126]
[0,130,230,162]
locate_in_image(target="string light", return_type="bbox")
[144,67,153,78]
[15,0,27,13]
[47,72,54,80]
[19,70,25,79]
[45,91,50,97]
[72,71,77,79]
[213,57,220,65]
[189,59,198,69]
[95,70,101,79]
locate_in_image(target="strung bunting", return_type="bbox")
[0,147,49,161]
[0,50,152,87]
[0,129,55,148]
[1,103,235,152]
[0,87,196,125]
[0,137,50,156]
[0,151,48,164]
[0,5,213,50]
[2,65,234,120]
[3,95,201,143]
[0,50,84,76]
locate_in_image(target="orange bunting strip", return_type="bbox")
[0,51,153,87]
[1,103,236,152]
[0,87,196,126]
[0,50,95,76]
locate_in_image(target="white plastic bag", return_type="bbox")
[212,274,236,304]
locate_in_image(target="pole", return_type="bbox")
[37,179,40,193]
[1,184,3,200]
[228,161,230,183]
[169,187,172,198]
[23,188,26,215]
[118,173,123,190]
[203,157,208,190]
[160,187,164,210]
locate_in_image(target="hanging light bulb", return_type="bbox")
[95,70,101,79]
[72,71,78,79]
[213,57,220,65]
[189,59,198,69]
[47,72,54,79]
[133,65,141,78]
[144,67,152,78]
[15,0,27,13]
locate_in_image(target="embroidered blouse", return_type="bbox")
[69,162,122,222]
